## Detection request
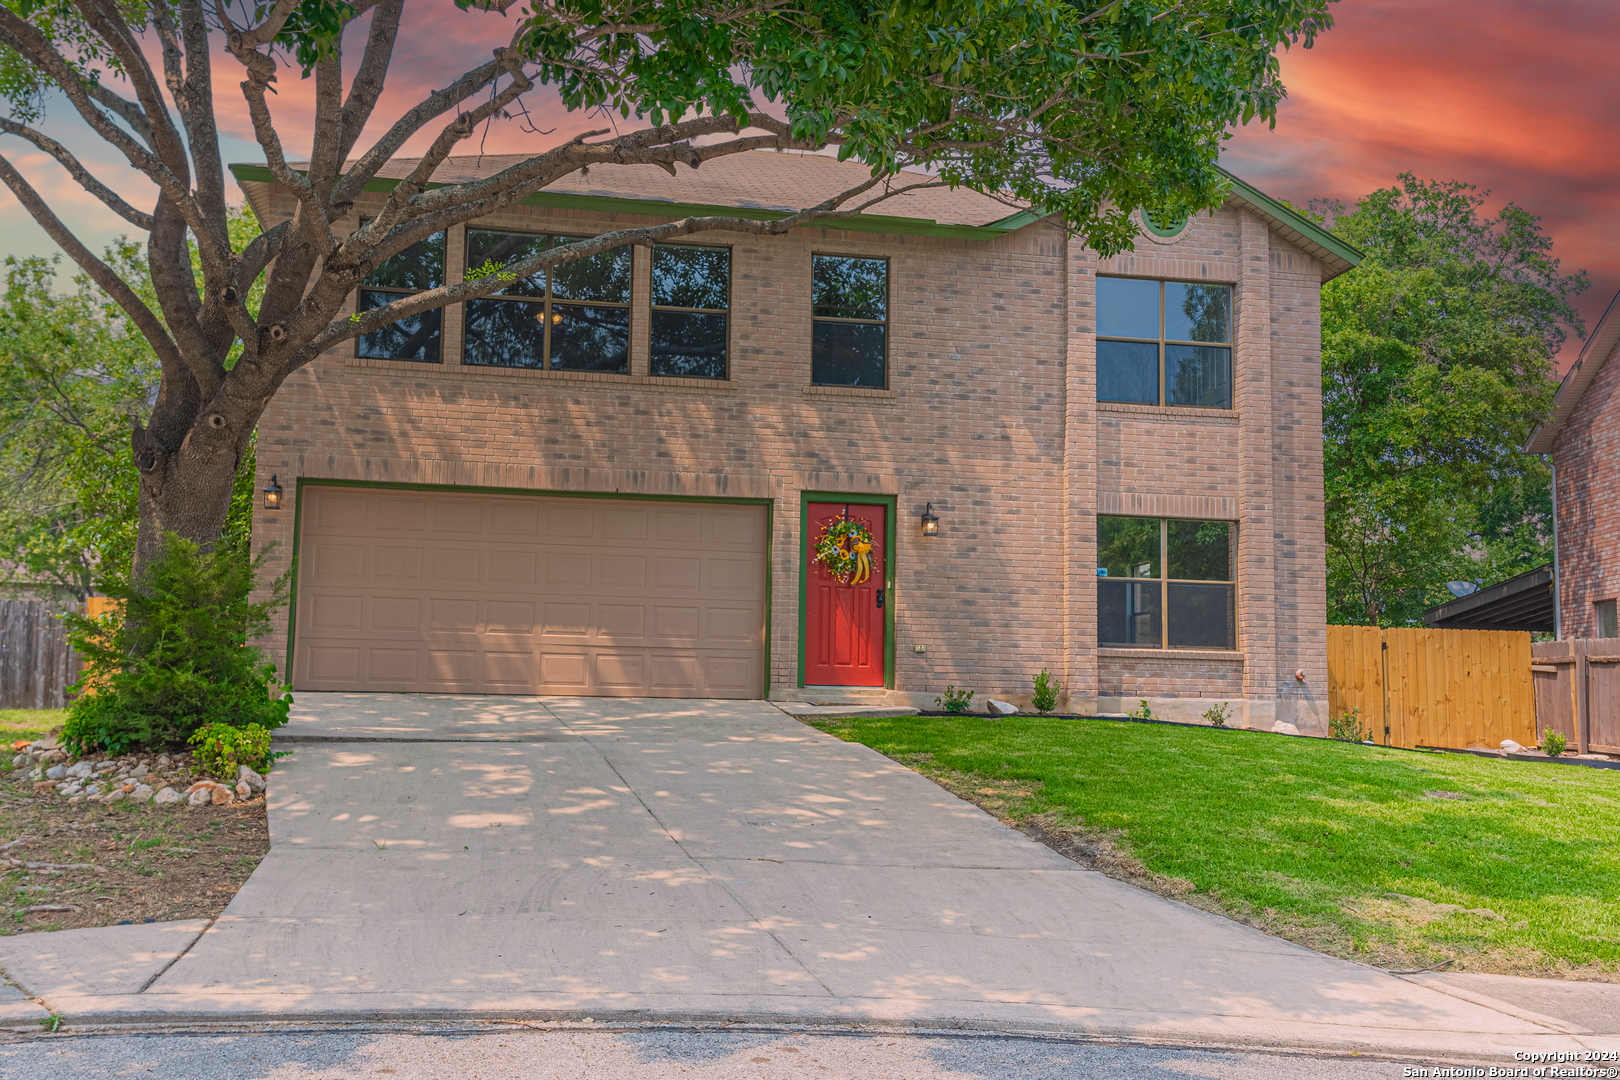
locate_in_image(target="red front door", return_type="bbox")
[804,501,887,686]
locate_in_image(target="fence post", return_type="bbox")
[1380,634,1392,745]
[1575,637,1590,755]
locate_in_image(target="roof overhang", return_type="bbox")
[228,162,1042,243]
[1422,564,1555,633]
[1217,168,1361,281]
[1524,287,1620,455]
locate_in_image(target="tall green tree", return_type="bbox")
[0,0,1336,575]
[0,209,263,596]
[1317,176,1586,625]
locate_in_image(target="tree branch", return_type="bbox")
[0,118,155,231]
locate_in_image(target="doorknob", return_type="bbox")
[876,589,885,609]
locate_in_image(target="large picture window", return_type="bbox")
[358,228,446,362]
[651,244,730,379]
[811,255,887,387]
[1096,277,1232,408]
[1098,515,1236,649]
[463,229,631,372]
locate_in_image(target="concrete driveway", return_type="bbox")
[2,694,1614,1059]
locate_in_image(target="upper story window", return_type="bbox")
[811,255,887,387]
[357,229,446,362]
[463,229,631,373]
[1097,515,1236,649]
[1096,277,1232,408]
[651,244,730,379]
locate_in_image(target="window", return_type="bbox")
[1598,599,1619,639]
[651,244,730,379]
[1096,277,1232,408]
[1098,515,1235,649]
[811,255,887,387]
[463,229,631,372]
[358,229,446,362]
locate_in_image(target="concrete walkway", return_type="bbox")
[2,694,1616,1060]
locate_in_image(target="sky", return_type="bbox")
[2,0,1616,361]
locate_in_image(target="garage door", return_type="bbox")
[292,486,767,697]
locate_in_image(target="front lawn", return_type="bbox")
[0,708,66,746]
[811,714,1620,979]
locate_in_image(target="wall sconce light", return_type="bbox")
[921,503,940,537]
[262,474,283,511]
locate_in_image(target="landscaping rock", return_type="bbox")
[42,750,65,764]
[1272,721,1302,736]
[132,784,153,801]
[44,765,67,781]
[235,781,252,799]
[154,787,181,805]
[67,762,93,779]
[237,765,266,793]
[104,789,127,803]
[187,787,212,807]
[11,754,26,769]
[1501,739,1528,754]
[130,764,148,778]
[987,699,1019,716]
[210,785,235,806]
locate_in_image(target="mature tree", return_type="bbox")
[0,210,262,597]
[0,0,1335,571]
[1317,176,1586,626]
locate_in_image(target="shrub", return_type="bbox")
[189,722,278,779]
[1328,706,1366,742]
[1202,701,1232,728]
[1543,729,1567,758]
[60,532,292,755]
[1129,699,1154,721]
[935,685,974,714]
[1031,668,1059,714]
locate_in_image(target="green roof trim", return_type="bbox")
[1217,166,1363,275]
[227,162,1033,242]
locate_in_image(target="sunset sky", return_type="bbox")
[2,1,1614,359]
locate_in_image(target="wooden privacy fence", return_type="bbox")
[1531,639,1620,755]
[0,600,77,710]
[1327,626,1536,750]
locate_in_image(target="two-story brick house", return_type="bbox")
[233,150,1358,731]
[1527,289,1620,641]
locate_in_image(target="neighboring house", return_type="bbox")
[234,150,1359,730]
[1526,288,1620,641]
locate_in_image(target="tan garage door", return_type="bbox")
[292,486,767,697]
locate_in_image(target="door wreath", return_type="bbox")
[812,514,878,584]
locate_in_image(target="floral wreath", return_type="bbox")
[812,514,878,584]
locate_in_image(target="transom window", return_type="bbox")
[1096,277,1232,408]
[1098,515,1236,649]
[358,228,446,363]
[651,244,730,379]
[462,229,632,373]
[811,255,887,387]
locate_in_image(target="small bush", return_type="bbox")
[60,532,292,755]
[189,722,278,779]
[1202,701,1231,728]
[1543,729,1567,758]
[1129,699,1154,721]
[935,685,974,714]
[1328,706,1366,742]
[1031,668,1059,714]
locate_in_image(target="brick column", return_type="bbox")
[1236,211,1277,728]
[1065,240,1100,712]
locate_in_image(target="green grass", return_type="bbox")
[813,714,1620,977]
[0,708,65,746]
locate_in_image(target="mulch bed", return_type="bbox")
[1,751,269,935]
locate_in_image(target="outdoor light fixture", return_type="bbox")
[920,503,940,537]
[262,475,283,511]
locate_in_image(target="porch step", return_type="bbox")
[776,702,920,719]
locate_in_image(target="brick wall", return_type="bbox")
[1554,341,1620,638]
[249,189,1329,727]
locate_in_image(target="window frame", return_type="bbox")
[460,227,633,373]
[1097,515,1238,650]
[1597,598,1619,639]
[810,252,890,389]
[649,241,732,380]
[1095,276,1233,409]
[356,224,447,363]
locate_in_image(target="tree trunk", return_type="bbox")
[132,423,248,580]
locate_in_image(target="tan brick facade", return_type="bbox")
[247,176,1331,731]
[1550,338,1620,639]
